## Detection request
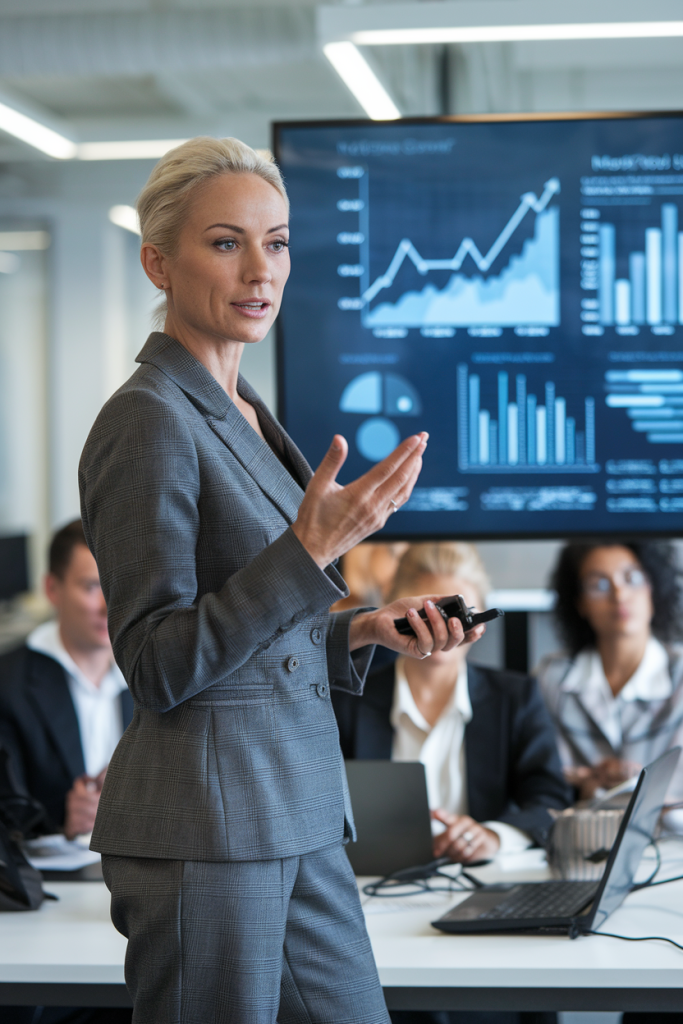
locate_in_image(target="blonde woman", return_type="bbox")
[79,139,483,1023]
[334,543,570,866]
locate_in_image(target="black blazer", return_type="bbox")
[0,645,134,832]
[332,661,571,847]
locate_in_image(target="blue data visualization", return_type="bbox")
[275,116,683,539]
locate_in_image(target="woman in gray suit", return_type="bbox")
[79,137,482,1024]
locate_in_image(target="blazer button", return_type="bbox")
[310,628,322,645]
[286,656,300,673]
[316,682,328,698]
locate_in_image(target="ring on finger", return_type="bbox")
[388,498,398,513]
[462,831,475,844]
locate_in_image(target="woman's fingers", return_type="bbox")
[364,432,428,492]
[375,443,426,512]
[405,607,436,656]
[311,435,348,489]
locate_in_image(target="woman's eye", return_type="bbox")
[270,239,289,252]
[214,238,237,251]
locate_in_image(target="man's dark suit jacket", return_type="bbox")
[333,661,571,847]
[0,644,134,833]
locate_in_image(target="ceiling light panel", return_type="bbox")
[79,140,188,161]
[0,101,76,160]
[0,231,50,251]
[351,21,683,46]
[323,42,400,120]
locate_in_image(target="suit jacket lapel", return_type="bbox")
[238,375,313,493]
[206,404,305,525]
[26,651,85,781]
[136,333,308,526]
[464,665,502,823]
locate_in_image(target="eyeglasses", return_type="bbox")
[580,568,649,598]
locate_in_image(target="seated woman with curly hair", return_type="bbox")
[538,541,683,802]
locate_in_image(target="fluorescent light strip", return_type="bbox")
[0,231,50,250]
[352,20,683,46]
[323,42,400,120]
[109,205,140,235]
[79,139,188,161]
[0,101,76,159]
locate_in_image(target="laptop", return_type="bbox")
[344,760,435,876]
[433,747,680,935]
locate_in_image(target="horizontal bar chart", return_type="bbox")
[605,369,683,444]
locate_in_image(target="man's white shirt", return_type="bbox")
[390,659,532,854]
[27,620,127,777]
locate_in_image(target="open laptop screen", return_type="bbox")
[588,747,680,932]
[344,760,434,876]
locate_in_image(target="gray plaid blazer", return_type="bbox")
[79,332,373,862]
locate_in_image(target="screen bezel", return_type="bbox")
[273,110,683,542]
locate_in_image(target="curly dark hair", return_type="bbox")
[551,541,683,655]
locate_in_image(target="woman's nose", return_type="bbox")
[243,247,271,284]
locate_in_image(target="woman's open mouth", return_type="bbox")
[232,300,271,319]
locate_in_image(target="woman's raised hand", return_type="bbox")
[292,432,428,569]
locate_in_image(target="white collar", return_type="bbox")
[560,637,673,703]
[26,620,126,696]
[390,658,472,733]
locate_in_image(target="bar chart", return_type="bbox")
[586,203,683,333]
[457,364,598,472]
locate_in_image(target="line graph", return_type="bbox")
[337,172,561,332]
[362,178,560,306]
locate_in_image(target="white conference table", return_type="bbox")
[2,846,683,1010]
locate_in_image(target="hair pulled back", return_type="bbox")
[137,136,287,258]
[390,542,491,604]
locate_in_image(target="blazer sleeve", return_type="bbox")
[326,609,376,696]
[496,677,573,847]
[79,387,348,711]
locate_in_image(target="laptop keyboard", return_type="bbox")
[476,881,599,920]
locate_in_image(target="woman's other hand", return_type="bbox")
[349,594,485,659]
[431,810,500,864]
[292,433,427,569]
[566,758,641,800]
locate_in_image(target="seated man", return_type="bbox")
[0,519,132,839]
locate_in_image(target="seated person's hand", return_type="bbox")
[64,768,106,840]
[565,758,641,800]
[431,809,500,864]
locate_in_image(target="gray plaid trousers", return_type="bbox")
[102,842,390,1024]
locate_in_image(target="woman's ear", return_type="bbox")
[141,243,170,291]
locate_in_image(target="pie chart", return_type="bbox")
[339,371,422,462]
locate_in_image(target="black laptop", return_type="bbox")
[433,747,680,935]
[344,760,435,876]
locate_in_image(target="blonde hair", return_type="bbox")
[390,542,491,604]
[137,136,288,327]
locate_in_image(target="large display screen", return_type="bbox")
[274,114,683,539]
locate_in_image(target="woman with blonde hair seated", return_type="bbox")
[333,542,570,866]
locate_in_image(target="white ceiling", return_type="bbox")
[0,0,682,160]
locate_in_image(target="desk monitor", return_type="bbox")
[0,535,28,602]
[274,113,683,540]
